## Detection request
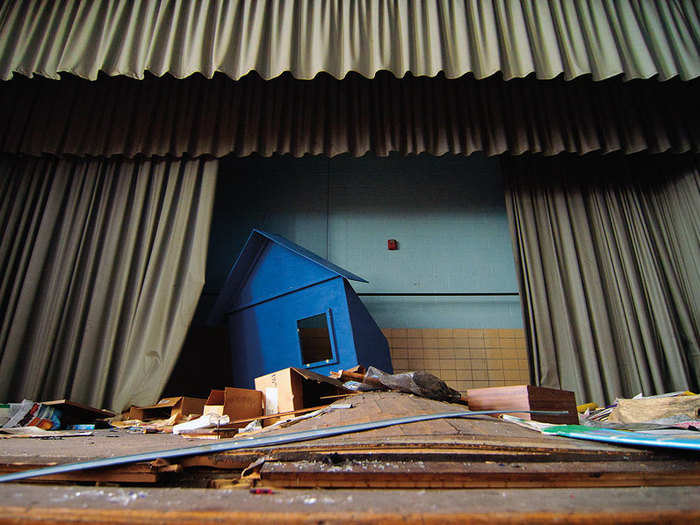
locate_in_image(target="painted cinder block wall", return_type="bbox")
[179,152,528,395]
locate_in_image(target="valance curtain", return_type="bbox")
[505,154,700,404]
[1,0,698,82]
[1,72,697,159]
[0,155,217,412]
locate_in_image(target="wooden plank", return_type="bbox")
[259,459,700,489]
[1,505,699,525]
[220,404,331,428]
[466,385,578,424]
[1,481,699,524]
[0,463,159,484]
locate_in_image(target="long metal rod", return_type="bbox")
[0,409,566,483]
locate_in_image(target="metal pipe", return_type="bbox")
[0,409,566,483]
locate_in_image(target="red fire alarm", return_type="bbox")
[387,239,398,250]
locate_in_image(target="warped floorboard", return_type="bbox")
[0,392,697,488]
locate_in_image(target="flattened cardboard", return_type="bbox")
[466,385,578,424]
[42,400,115,425]
[254,367,348,419]
[225,387,263,420]
[128,396,206,422]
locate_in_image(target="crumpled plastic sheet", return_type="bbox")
[359,366,463,403]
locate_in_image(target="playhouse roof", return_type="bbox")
[208,229,368,324]
[252,230,368,283]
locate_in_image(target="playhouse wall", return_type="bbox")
[226,277,358,388]
[235,240,336,310]
[344,281,393,373]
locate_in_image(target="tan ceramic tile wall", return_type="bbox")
[383,328,530,395]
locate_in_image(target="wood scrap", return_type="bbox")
[258,458,700,489]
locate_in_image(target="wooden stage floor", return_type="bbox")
[1,392,699,523]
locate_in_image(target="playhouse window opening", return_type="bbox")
[298,314,333,365]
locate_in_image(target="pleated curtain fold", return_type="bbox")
[504,154,700,404]
[0,155,217,412]
[0,72,697,159]
[1,0,698,82]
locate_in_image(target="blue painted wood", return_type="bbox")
[257,230,368,284]
[228,277,358,387]
[209,229,367,325]
[213,230,391,388]
[235,241,337,311]
[344,280,393,373]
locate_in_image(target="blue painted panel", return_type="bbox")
[209,228,369,324]
[235,241,336,310]
[344,280,393,373]
[227,278,359,388]
[255,230,367,283]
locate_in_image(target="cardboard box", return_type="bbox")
[128,396,206,422]
[254,367,349,417]
[204,387,263,421]
[466,385,578,425]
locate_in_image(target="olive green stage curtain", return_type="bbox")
[0,72,697,159]
[0,155,217,412]
[505,154,700,404]
[1,0,698,82]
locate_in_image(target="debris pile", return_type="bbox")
[578,391,700,430]
[503,391,700,451]
[332,366,464,403]
[1,399,114,438]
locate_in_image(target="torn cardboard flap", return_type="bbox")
[128,396,206,422]
[254,367,350,419]
[203,391,226,416]
[204,388,263,421]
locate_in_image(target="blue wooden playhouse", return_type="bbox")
[209,229,392,388]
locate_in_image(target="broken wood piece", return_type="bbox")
[319,393,362,400]
[330,369,382,386]
[202,404,333,431]
[149,458,183,474]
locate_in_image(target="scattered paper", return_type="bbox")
[0,426,93,438]
[173,414,230,435]
[3,400,61,430]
